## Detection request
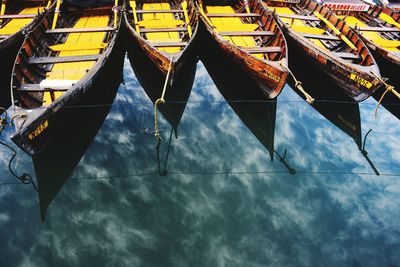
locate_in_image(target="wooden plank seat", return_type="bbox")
[220,31,274,36]
[0,14,36,19]
[150,41,188,47]
[332,52,361,60]
[134,9,183,14]
[46,27,115,34]
[358,26,400,32]
[19,84,70,92]
[302,33,340,41]
[278,14,320,21]
[140,27,187,33]
[28,55,101,64]
[242,46,282,54]
[206,13,260,18]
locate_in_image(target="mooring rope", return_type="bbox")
[370,71,400,117]
[360,129,380,176]
[280,64,315,104]
[0,110,37,190]
[154,57,174,145]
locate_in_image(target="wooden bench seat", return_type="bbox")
[150,41,188,47]
[206,13,260,18]
[0,14,36,19]
[358,26,400,32]
[302,33,340,41]
[46,27,115,34]
[19,84,69,92]
[278,14,320,21]
[220,31,274,36]
[28,54,101,64]
[134,9,183,14]
[242,46,282,54]
[332,52,361,60]
[140,27,187,33]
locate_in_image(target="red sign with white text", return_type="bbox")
[323,3,370,11]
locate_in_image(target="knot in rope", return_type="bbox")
[370,71,400,117]
[385,84,394,93]
[280,63,314,104]
[10,113,27,126]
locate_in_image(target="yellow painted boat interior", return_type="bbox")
[272,7,328,50]
[0,7,44,35]
[42,15,110,106]
[338,15,400,53]
[205,5,264,59]
[136,2,184,53]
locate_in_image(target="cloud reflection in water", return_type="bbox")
[0,60,399,266]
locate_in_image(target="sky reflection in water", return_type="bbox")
[0,59,399,267]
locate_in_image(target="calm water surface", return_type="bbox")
[0,59,399,267]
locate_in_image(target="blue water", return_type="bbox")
[0,59,399,267]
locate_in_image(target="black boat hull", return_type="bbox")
[0,33,24,112]
[33,56,124,222]
[371,51,400,120]
[199,21,277,159]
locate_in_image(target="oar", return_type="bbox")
[51,0,62,30]
[113,0,118,28]
[46,0,52,8]
[181,0,192,37]
[0,0,6,24]
[130,0,140,33]
[198,1,218,33]
[244,0,251,14]
[314,11,358,51]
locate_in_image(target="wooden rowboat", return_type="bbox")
[123,0,198,133]
[264,0,383,102]
[0,0,55,113]
[197,0,290,100]
[322,0,400,117]
[9,1,125,156]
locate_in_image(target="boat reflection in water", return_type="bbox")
[32,65,123,222]
[200,36,295,174]
[288,41,379,175]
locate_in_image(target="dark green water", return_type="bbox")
[0,59,399,267]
